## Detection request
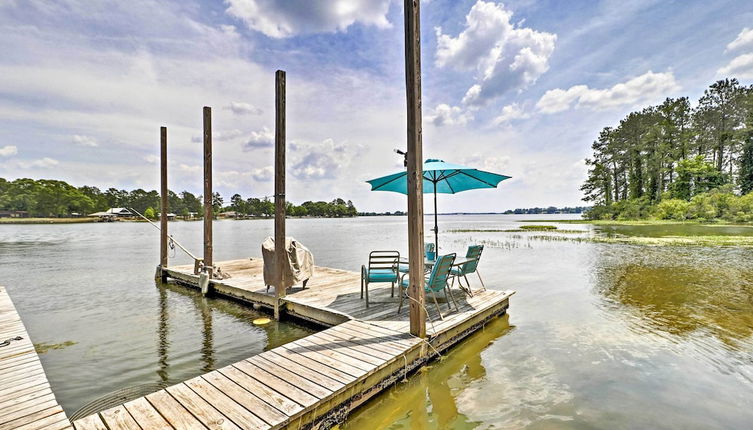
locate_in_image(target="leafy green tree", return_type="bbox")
[670,156,728,200]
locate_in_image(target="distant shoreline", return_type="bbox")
[0,212,586,225]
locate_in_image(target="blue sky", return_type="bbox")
[1,0,753,212]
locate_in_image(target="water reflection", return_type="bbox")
[593,246,753,349]
[344,314,513,429]
[157,286,169,383]
[199,296,215,373]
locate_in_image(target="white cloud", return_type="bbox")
[717,28,753,79]
[143,154,159,164]
[0,145,17,157]
[178,164,201,173]
[493,103,530,125]
[536,71,679,113]
[426,104,472,127]
[251,166,273,182]
[726,28,753,52]
[191,129,244,143]
[243,127,274,150]
[462,153,511,173]
[435,0,556,107]
[718,53,753,78]
[225,0,392,38]
[225,101,262,115]
[71,134,98,147]
[18,157,59,168]
[291,138,362,181]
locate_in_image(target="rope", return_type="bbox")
[402,355,408,382]
[0,336,22,347]
[400,295,446,360]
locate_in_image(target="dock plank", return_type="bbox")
[184,377,268,430]
[145,389,205,430]
[166,384,241,430]
[120,402,173,430]
[99,405,140,430]
[0,286,71,430]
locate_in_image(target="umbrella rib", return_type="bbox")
[456,170,503,188]
[371,172,407,190]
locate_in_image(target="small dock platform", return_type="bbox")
[73,259,514,429]
[0,286,72,430]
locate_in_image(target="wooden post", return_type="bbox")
[274,70,287,321]
[159,126,168,277]
[404,0,426,338]
[203,106,213,277]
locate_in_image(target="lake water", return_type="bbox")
[2,215,752,428]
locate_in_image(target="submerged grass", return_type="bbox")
[447,228,585,234]
[520,224,558,230]
[520,219,753,227]
[519,233,753,247]
[35,341,77,354]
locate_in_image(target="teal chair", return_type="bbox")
[398,243,435,279]
[361,250,400,308]
[398,253,458,319]
[450,245,485,297]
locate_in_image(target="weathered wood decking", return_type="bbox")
[0,286,72,430]
[70,259,514,430]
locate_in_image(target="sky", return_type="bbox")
[1,0,753,213]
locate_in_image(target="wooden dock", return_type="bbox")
[71,259,513,430]
[0,286,72,430]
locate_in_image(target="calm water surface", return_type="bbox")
[2,215,752,428]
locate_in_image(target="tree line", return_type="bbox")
[582,78,753,221]
[0,177,357,218]
[503,206,589,215]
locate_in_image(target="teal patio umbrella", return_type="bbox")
[367,159,511,251]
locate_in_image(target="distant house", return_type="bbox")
[218,211,238,219]
[88,208,134,220]
[107,208,134,217]
[156,212,177,221]
[0,210,29,218]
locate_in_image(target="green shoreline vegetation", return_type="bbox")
[0,177,358,220]
[582,78,753,223]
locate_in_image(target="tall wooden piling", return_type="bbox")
[274,70,287,321]
[159,126,168,275]
[404,0,426,338]
[203,106,213,276]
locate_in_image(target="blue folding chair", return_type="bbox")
[361,250,400,308]
[449,244,485,297]
[398,253,458,319]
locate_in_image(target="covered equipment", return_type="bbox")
[262,236,314,291]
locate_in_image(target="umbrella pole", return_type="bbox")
[433,186,439,252]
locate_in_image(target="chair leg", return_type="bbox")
[391,281,395,298]
[365,281,369,309]
[447,284,460,312]
[464,274,474,297]
[397,288,403,314]
[443,286,452,310]
[477,270,486,291]
[431,291,444,320]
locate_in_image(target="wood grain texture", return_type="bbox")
[0,287,72,430]
[203,106,213,271]
[274,69,287,320]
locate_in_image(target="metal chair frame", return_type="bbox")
[398,253,458,320]
[450,245,486,297]
[361,250,400,308]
